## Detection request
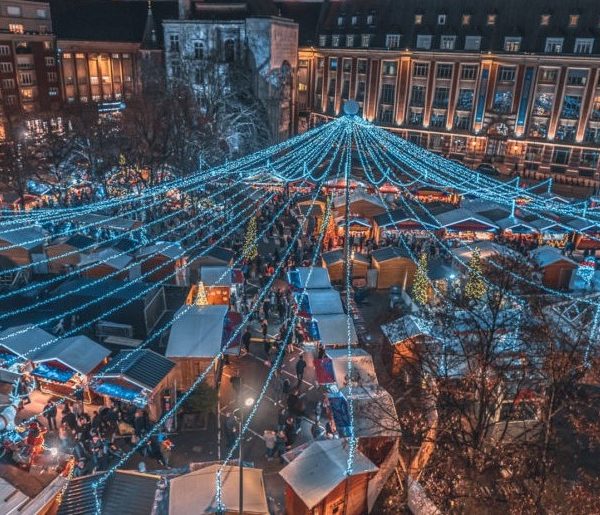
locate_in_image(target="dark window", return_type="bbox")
[343,58,352,73]
[224,39,235,62]
[456,89,474,110]
[413,63,428,78]
[561,95,582,119]
[552,148,570,165]
[356,81,366,102]
[433,87,449,108]
[430,112,446,127]
[357,59,367,74]
[410,85,425,106]
[436,64,452,79]
[328,78,336,96]
[380,83,395,105]
[341,79,350,99]
[461,65,477,80]
[498,66,515,82]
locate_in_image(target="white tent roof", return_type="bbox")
[290,267,332,289]
[0,324,54,359]
[381,315,433,344]
[33,335,110,376]
[167,305,228,358]
[136,241,183,260]
[305,289,344,315]
[530,246,577,268]
[313,314,357,347]
[169,465,269,515]
[279,440,377,510]
[326,348,378,389]
[200,266,232,287]
[79,248,132,270]
[341,385,399,438]
[0,225,46,250]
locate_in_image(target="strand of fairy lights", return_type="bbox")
[90,121,347,514]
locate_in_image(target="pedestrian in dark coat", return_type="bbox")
[44,401,57,430]
[242,327,252,353]
[296,355,306,385]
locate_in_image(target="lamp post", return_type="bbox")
[239,396,254,515]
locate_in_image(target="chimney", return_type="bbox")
[178,0,192,19]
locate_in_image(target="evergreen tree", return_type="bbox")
[464,248,487,300]
[413,252,429,305]
[243,215,258,261]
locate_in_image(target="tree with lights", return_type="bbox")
[464,248,486,300]
[243,215,258,261]
[322,196,336,249]
[412,252,429,305]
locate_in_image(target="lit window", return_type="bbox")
[21,87,33,99]
[504,37,522,52]
[416,35,432,50]
[43,41,52,50]
[462,14,471,25]
[345,35,355,47]
[337,16,344,27]
[498,66,516,81]
[332,35,340,47]
[386,34,401,49]
[351,16,358,26]
[415,14,423,25]
[49,87,59,96]
[37,8,47,19]
[7,6,21,16]
[45,56,54,66]
[464,36,481,51]
[9,24,24,34]
[440,36,456,50]
[62,52,72,59]
[367,14,374,25]
[361,34,371,48]
[487,14,497,26]
[319,35,327,47]
[437,14,446,25]
[75,53,85,59]
[574,38,594,54]
[569,14,579,27]
[545,38,564,53]
[540,14,551,26]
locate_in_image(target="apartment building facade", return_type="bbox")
[294,0,600,185]
[0,0,60,134]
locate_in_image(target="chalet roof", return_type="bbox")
[0,225,46,250]
[372,205,439,228]
[371,246,412,262]
[333,190,386,209]
[530,246,577,268]
[381,315,433,344]
[301,289,344,315]
[279,440,377,510]
[326,347,378,388]
[311,313,358,347]
[136,241,184,260]
[96,349,174,390]
[63,234,97,251]
[287,267,332,289]
[33,335,109,376]
[338,384,399,438]
[169,465,268,515]
[57,470,162,515]
[79,248,132,270]
[435,208,498,230]
[166,305,229,358]
[188,245,234,263]
[0,324,54,359]
[200,266,233,286]
[322,249,369,265]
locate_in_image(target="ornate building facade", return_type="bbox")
[292,0,600,186]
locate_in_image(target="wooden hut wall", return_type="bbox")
[540,261,577,290]
[373,257,417,289]
[45,244,80,274]
[169,357,216,392]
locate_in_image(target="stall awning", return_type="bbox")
[33,335,110,377]
[295,289,344,316]
[308,314,358,347]
[326,348,378,389]
[287,267,332,290]
[200,266,234,286]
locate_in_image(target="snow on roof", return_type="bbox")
[435,208,498,229]
[200,266,233,286]
[313,314,358,346]
[169,465,268,515]
[326,348,378,389]
[0,324,54,359]
[166,305,228,358]
[79,248,132,270]
[136,241,184,260]
[381,315,433,344]
[0,225,46,250]
[332,189,386,208]
[530,246,577,268]
[340,385,399,438]
[34,335,110,376]
[305,289,344,315]
[279,440,377,510]
[450,240,510,262]
[288,267,332,289]
[77,213,139,231]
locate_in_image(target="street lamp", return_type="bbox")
[239,396,254,515]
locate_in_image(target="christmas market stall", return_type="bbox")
[435,207,499,241]
[305,314,358,349]
[90,349,175,421]
[187,246,234,284]
[31,335,110,403]
[529,246,577,290]
[279,439,378,515]
[287,266,332,291]
[371,247,417,289]
[0,324,54,369]
[326,348,378,389]
[0,224,47,268]
[412,186,459,204]
[569,219,600,251]
[166,305,241,389]
[294,288,344,318]
[188,266,244,306]
[333,189,387,219]
[463,200,540,241]
[79,248,134,281]
[244,171,285,192]
[322,250,369,283]
[530,217,572,247]
[136,242,188,286]
[323,177,367,193]
[170,464,269,515]
[76,213,143,234]
[335,215,372,239]
[44,235,98,275]
[372,205,439,243]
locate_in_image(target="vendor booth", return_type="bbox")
[333,190,387,219]
[436,208,498,241]
[322,250,369,283]
[326,348,378,389]
[193,266,244,306]
[335,215,372,238]
[287,266,332,291]
[166,305,241,389]
[0,325,54,367]
[90,350,175,420]
[305,313,358,348]
[372,207,439,243]
[530,246,577,290]
[371,247,417,289]
[31,335,110,403]
[294,288,344,318]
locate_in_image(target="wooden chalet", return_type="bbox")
[333,190,387,219]
[280,440,378,515]
[371,246,417,289]
[530,246,578,289]
[187,246,234,284]
[372,205,439,242]
[44,235,98,275]
[322,249,369,283]
[0,225,47,268]
[79,248,134,281]
[136,242,187,286]
[435,207,499,241]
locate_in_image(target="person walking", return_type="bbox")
[263,429,276,460]
[295,354,307,386]
[44,401,57,430]
[261,319,268,342]
[274,431,287,463]
[242,326,252,354]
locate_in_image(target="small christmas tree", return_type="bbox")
[413,252,429,305]
[464,248,487,300]
[243,216,258,261]
[323,196,336,248]
[195,281,208,306]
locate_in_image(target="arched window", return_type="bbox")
[224,39,235,63]
[194,41,203,60]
